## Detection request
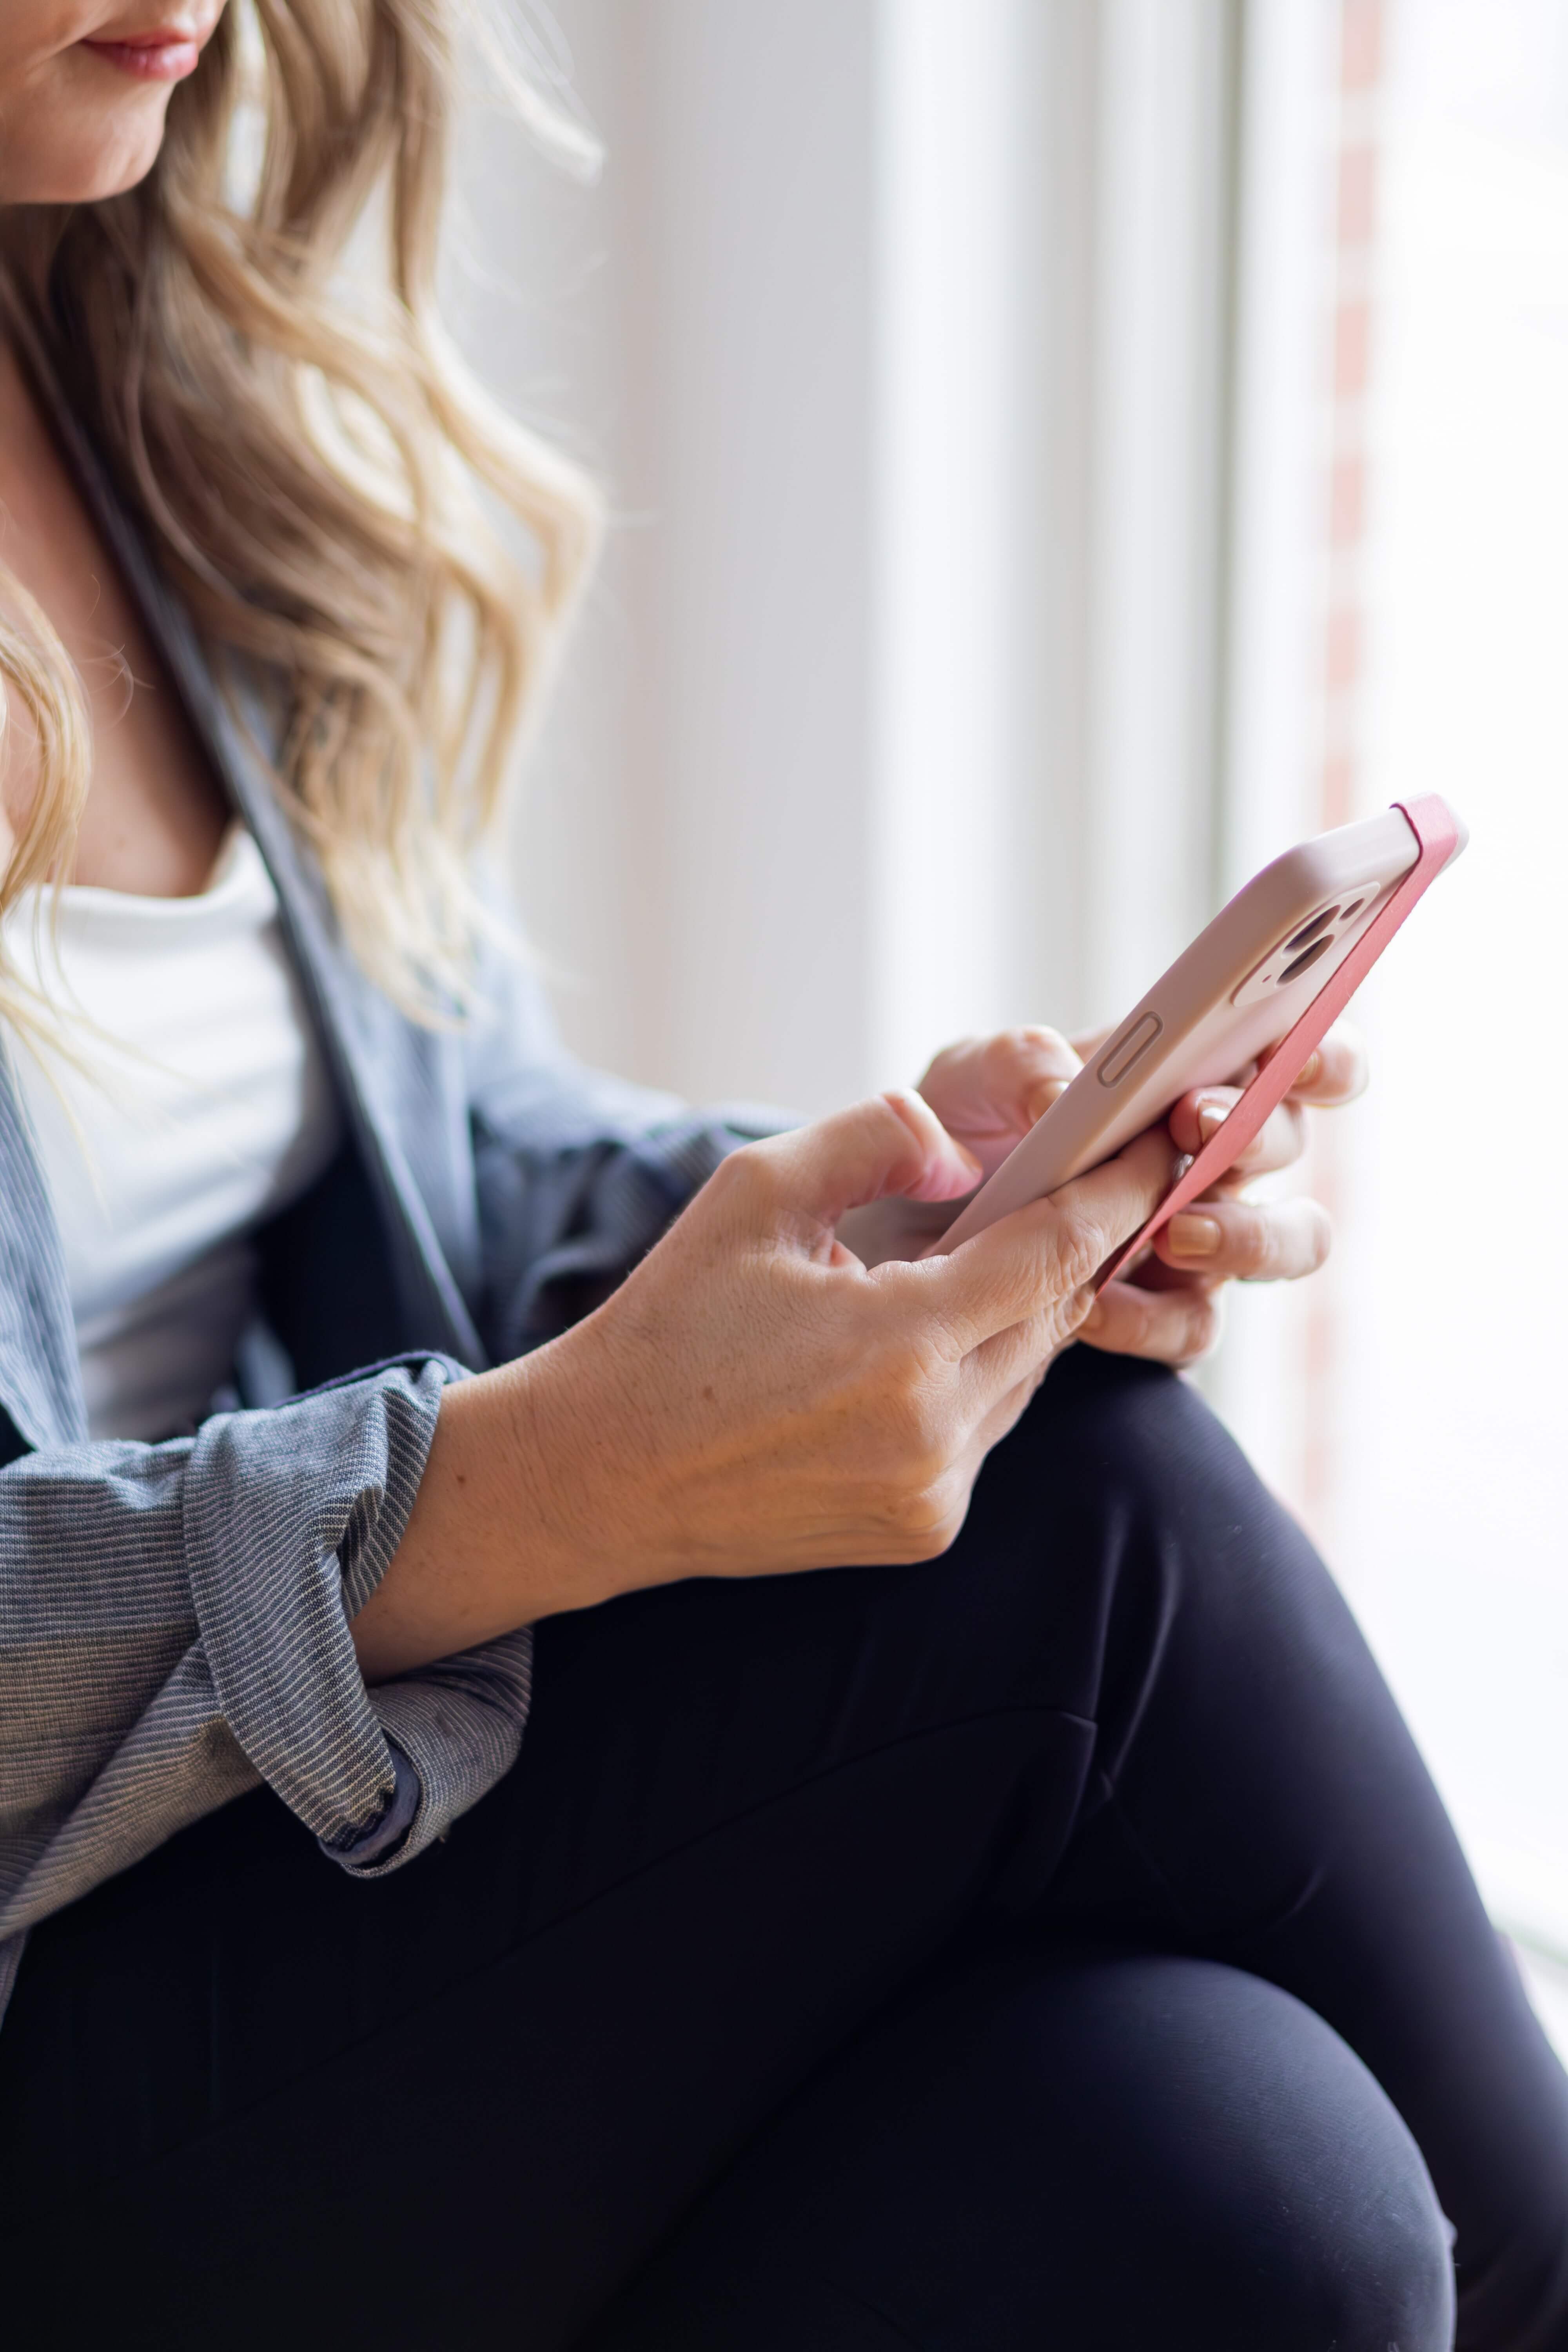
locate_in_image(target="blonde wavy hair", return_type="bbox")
[0,0,602,1027]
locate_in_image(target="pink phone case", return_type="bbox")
[1098,793,1462,1285]
[927,794,1464,1279]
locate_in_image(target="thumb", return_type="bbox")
[740,1089,982,1234]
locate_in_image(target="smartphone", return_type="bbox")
[931,794,1466,1277]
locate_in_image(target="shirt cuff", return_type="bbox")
[319,1737,421,1873]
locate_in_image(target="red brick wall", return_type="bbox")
[1304,0,1386,1527]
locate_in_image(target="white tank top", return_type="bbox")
[2,824,343,1441]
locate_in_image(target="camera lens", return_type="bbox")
[1278,933,1335,985]
[1285,906,1338,953]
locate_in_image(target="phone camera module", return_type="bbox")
[1277,933,1336,986]
[1284,906,1339,954]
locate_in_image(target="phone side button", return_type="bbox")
[1098,1012,1163,1086]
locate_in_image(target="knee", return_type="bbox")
[1114,1959,1458,2352]
[1250,2103,1455,2352]
[586,1951,1457,2352]
[1009,1952,1459,2352]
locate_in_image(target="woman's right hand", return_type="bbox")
[354,1093,1175,1677]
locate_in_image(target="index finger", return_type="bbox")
[920,1125,1178,1348]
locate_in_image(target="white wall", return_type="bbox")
[449,0,1242,1116]
[1335,0,1568,1956]
[1200,0,1339,1482]
[450,0,882,1112]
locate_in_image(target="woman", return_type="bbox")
[0,6,1562,2347]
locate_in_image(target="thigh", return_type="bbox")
[2,1346,1563,2347]
[0,1353,1189,2198]
[4,1717,1079,2351]
[584,1949,1456,2352]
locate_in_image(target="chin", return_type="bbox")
[27,122,170,205]
[0,78,174,207]
[84,140,172,201]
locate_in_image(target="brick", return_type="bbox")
[1325,607,1361,695]
[1320,747,1356,828]
[1341,0,1383,95]
[1329,452,1365,546]
[1334,299,1371,399]
[1337,145,1377,249]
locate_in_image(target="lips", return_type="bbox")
[81,23,207,82]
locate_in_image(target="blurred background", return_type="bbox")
[444,0,1568,2025]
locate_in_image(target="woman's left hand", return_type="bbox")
[1083,1021,1369,1366]
[837,1021,1369,1368]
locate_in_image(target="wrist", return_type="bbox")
[485,1330,659,1617]
[352,1333,654,1681]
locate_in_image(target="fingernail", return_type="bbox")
[1080,1297,1105,1332]
[1196,1097,1230,1144]
[1295,1050,1321,1090]
[1168,1212,1222,1258]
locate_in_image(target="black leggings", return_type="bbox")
[3,1348,1566,2350]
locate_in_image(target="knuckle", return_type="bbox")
[983,1036,1027,1095]
[1125,1287,1160,1352]
[873,1366,951,1485]
[703,1145,746,1198]
[1054,1213,1106,1293]
[1126,1288,1170,1359]
[918,1040,971,1091]
[877,1085,922,1132]
[1232,1210,1274,1276]
[896,1425,950,1494]
[713,1142,775,1211]
[1183,1289,1226,1361]
[995,1024,1060,1073]
[875,1087,946,1168]
[1091,1282,1137,1350]
[890,1476,967,1559]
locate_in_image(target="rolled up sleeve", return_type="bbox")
[0,1356,533,2010]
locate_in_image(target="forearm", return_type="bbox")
[0,1362,482,1939]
